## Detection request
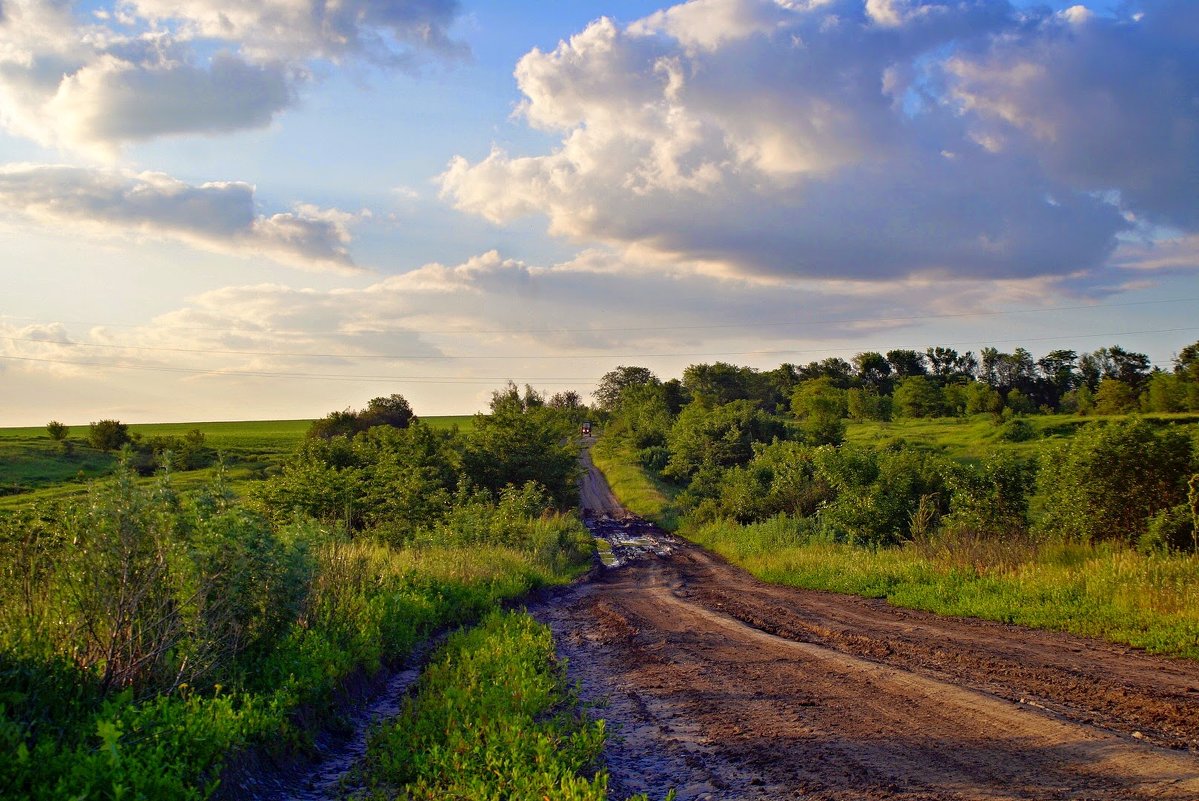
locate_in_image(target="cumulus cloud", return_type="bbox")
[946,0,1199,230]
[0,164,363,271]
[125,0,465,64]
[441,0,1194,288]
[0,0,462,153]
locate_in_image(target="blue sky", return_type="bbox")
[0,0,1196,424]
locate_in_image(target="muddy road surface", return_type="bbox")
[532,453,1199,800]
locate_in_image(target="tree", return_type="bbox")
[853,351,892,391]
[664,400,787,481]
[964,382,1002,417]
[1094,379,1139,415]
[88,419,130,451]
[594,365,658,411]
[547,390,583,410]
[791,378,848,445]
[847,387,891,421]
[886,349,927,378]
[1142,372,1187,413]
[46,421,68,442]
[682,362,761,407]
[892,376,943,418]
[309,394,416,439]
[360,394,415,429]
[1037,349,1079,404]
[463,391,579,508]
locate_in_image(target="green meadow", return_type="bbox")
[0,415,474,511]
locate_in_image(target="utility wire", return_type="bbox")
[2,296,1196,338]
[2,326,1196,381]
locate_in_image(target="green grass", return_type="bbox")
[358,609,633,801]
[2,511,593,800]
[589,438,680,530]
[688,518,1199,660]
[844,411,1199,463]
[0,416,475,512]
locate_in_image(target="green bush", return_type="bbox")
[1036,418,1193,544]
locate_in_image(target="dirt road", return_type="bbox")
[531,454,1199,800]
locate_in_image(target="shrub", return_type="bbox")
[88,419,129,451]
[1036,418,1193,544]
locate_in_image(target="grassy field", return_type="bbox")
[0,415,474,511]
[844,411,1199,462]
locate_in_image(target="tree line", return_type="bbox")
[595,339,1199,554]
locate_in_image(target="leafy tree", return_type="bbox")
[940,452,1036,537]
[664,400,786,481]
[1093,378,1139,414]
[547,390,583,410]
[1037,349,1079,403]
[886,349,927,378]
[792,378,848,445]
[463,390,578,508]
[88,419,129,451]
[853,351,892,391]
[1036,418,1193,544]
[846,386,891,421]
[892,376,944,418]
[1141,372,1187,413]
[925,347,976,381]
[359,394,415,429]
[309,394,416,439]
[1004,388,1035,415]
[797,357,854,388]
[682,362,762,407]
[1087,346,1152,390]
[594,365,658,410]
[46,421,68,442]
[964,382,1002,417]
[1175,341,1199,382]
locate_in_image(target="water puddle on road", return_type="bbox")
[584,513,676,567]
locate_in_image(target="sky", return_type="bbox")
[0,0,1196,425]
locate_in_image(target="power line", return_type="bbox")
[2,296,1196,339]
[0,354,601,385]
[3,326,1196,381]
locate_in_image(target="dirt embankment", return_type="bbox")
[529,456,1199,801]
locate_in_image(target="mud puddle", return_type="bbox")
[585,512,676,567]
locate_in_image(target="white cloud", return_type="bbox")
[0,164,363,271]
[441,0,1195,290]
[123,0,465,64]
[0,0,462,153]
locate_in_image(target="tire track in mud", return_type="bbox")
[529,452,1199,800]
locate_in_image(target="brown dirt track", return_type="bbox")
[530,452,1199,800]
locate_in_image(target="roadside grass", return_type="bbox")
[357,609,650,801]
[1,499,592,800]
[688,518,1199,660]
[590,438,680,531]
[595,435,1199,661]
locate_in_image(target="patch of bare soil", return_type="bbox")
[528,457,1199,800]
